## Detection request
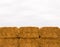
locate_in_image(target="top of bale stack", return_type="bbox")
[0,27,18,38]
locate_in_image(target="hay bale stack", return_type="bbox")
[0,27,60,47]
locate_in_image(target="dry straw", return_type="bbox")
[0,27,60,47]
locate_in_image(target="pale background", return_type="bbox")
[0,0,60,27]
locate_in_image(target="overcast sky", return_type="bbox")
[0,0,60,27]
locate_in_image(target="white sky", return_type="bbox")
[0,0,60,27]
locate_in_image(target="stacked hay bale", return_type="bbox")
[0,27,18,47]
[19,27,39,47]
[19,27,39,38]
[0,27,18,38]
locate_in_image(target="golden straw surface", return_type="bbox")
[0,27,60,47]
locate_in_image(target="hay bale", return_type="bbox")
[55,28,60,38]
[19,27,39,38]
[0,39,17,47]
[39,27,59,38]
[39,38,60,47]
[0,27,18,38]
[19,39,39,47]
